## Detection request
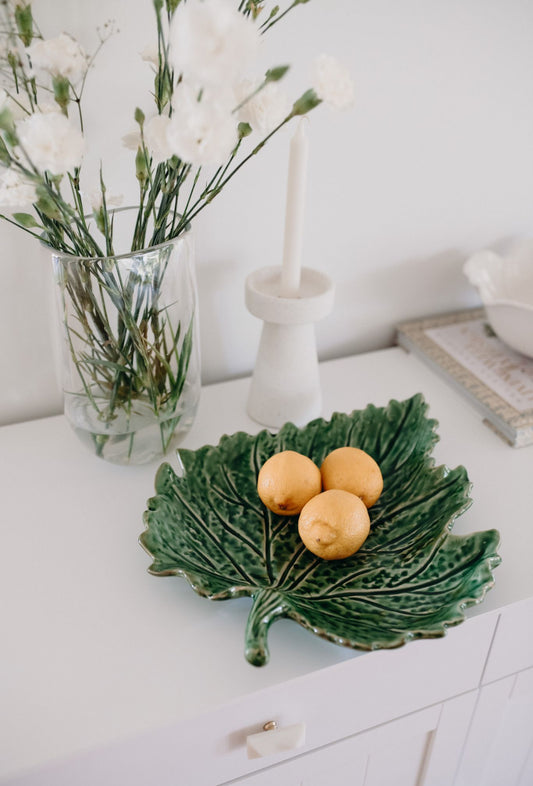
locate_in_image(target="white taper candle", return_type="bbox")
[280,118,309,298]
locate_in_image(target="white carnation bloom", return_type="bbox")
[89,188,124,212]
[17,112,85,174]
[27,33,88,84]
[313,54,355,110]
[38,100,64,114]
[0,88,30,121]
[140,44,159,66]
[122,130,142,151]
[169,0,259,87]
[144,114,173,164]
[167,82,238,166]
[123,117,174,162]
[0,167,37,208]
[237,80,291,136]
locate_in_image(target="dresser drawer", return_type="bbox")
[10,612,496,786]
[482,597,533,684]
[194,613,496,784]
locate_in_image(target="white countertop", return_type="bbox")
[1,347,531,780]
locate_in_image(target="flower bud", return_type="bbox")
[53,75,70,113]
[135,147,149,183]
[238,121,252,139]
[93,206,106,234]
[7,51,20,73]
[15,4,34,47]
[292,88,321,116]
[246,0,262,20]
[155,70,173,111]
[265,65,289,83]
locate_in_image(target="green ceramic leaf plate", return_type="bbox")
[140,394,501,667]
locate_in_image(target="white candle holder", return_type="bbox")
[245,265,335,429]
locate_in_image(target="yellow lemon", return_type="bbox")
[257,450,322,516]
[298,489,371,560]
[320,446,383,508]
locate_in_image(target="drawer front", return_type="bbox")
[10,613,496,786]
[198,613,496,784]
[455,668,533,786]
[221,704,442,786]
[222,692,479,786]
[482,597,533,684]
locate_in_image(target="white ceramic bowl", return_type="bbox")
[464,240,533,359]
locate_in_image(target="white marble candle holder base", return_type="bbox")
[245,266,335,429]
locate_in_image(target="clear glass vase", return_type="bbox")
[51,232,200,464]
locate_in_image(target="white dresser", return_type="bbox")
[1,347,532,786]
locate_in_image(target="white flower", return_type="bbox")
[17,112,85,174]
[37,100,63,114]
[140,44,159,66]
[313,54,355,110]
[0,89,8,110]
[0,88,30,121]
[0,167,37,208]
[27,33,88,84]
[167,82,238,166]
[169,0,259,87]
[88,188,123,212]
[144,114,173,164]
[122,130,142,151]
[237,79,291,136]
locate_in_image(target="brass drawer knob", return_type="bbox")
[247,721,306,759]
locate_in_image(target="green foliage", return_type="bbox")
[265,65,290,82]
[13,212,39,228]
[292,88,322,116]
[14,3,33,46]
[56,243,197,459]
[52,75,70,113]
[165,0,182,13]
[35,186,62,221]
[0,109,15,133]
[0,136,11,165]
[245,0,263,20]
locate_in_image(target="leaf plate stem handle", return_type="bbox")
[245,589,289,667]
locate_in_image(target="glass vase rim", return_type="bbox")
[44,205,192,264]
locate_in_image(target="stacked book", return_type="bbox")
[396,308,533,447]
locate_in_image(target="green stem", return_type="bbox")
[260,1,302,34]
[175,114,294,234]
[0,212,44,243]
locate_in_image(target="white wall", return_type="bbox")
[1,0,533,425]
